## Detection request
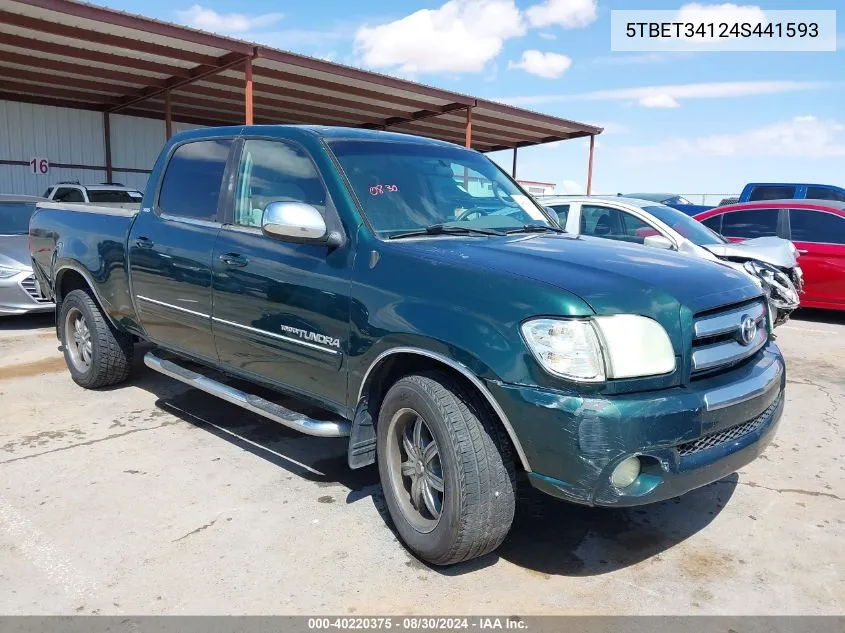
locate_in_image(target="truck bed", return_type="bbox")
[29,202,140,330]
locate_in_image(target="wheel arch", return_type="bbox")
[356,347,531,472]
[54,265,117,329]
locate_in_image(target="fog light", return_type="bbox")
[611,457,641,489]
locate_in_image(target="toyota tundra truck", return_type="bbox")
[29,126,786,565]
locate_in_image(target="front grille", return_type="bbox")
[19,275,51,303]
[677,396,780,456]
[690,299,767,378]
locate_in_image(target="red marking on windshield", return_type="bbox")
[369,184,399,196]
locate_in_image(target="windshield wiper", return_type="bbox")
[388,224,506,240]
[503,224,566,235]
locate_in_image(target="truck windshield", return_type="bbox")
[329,140,554,237]
[0,202,36,235]
[644,205,726,246]
[88,190,143,203]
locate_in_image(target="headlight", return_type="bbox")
[521,315,675,382]
[0,266,22,279]
[521,319,605,382]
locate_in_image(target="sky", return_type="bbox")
[96,0,844,197]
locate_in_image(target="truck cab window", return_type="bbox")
[158,139,232,221]
[806,187,845,202]
[233,140,326,228]
[748,186,795,201]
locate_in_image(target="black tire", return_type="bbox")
[59,288,133,389]
[376,371,515,565]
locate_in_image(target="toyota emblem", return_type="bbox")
[739,315,757,346]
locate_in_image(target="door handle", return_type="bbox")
[219,253,249,267]
[135,236,154,248]
[797,249,808,254]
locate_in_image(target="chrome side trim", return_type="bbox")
[144,352,350,437]
[211,317,340,356]
[357,346,532,471]
[704,354,783,411]
[694,301,765,338]
[136,295,210,319]
[691,328,768,372]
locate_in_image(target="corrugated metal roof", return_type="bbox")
[0,0,602,151]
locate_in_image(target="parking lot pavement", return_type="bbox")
[0,311,842,616]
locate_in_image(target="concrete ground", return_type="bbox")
[0,311,842,615]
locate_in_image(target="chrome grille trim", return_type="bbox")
[678,396,781,456]
[692,328,767,372]
[694,301,765,338]
[691,299,768,376]
[19,275,51,303]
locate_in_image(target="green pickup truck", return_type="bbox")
[30,126,785,565]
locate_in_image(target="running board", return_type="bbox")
[144,352,351,438]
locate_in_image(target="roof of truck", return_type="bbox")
[172,124,467,148]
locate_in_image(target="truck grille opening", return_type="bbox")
[677,396,781,457]
[20,275,51,304]
[690,298,768,378]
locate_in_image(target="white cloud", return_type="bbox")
[592,52,693,66]
[500,80,832,106]
[622,116,845,160]
[176,4,284,33]
[558,179,585,194]
[354,0,525,74]
[538,32,557,40]
[527,0,598,28]
[639,94,680,108]
[677,3,767,29]
[509,50,572,78]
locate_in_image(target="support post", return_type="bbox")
[164,89,172,140]
[586,134,595,195]
[245,57,254,125]
[464,106,472,148]
[103,112,113,184]
[512,147,518,178]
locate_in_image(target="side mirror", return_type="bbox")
[262,201,328,242]
[643,234,675,250]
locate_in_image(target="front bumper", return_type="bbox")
[487,343,785,507]
[0,270,54,316]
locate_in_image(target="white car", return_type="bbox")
[43,182,143,210]
[538,195,802,325]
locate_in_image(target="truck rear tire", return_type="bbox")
[376,371,516,565]
[59,288,133,389]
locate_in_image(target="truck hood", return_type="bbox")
[400,234,761,315]
[702,236,799,269]
[0,234,33,270]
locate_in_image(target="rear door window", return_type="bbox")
[806,187,845,202]
[789,209,845,244]
[721,209,779,238]
[157,139,233,221]
[748,185,796,201]
[53,187,84,203]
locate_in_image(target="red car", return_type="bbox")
[694,200,845,311]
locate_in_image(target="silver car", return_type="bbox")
[0,195,54,316]
[539,195,802,326]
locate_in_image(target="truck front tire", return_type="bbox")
[59,289,133,389]
[377,371,516,565]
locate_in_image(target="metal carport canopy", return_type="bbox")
[0,0,601,158]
